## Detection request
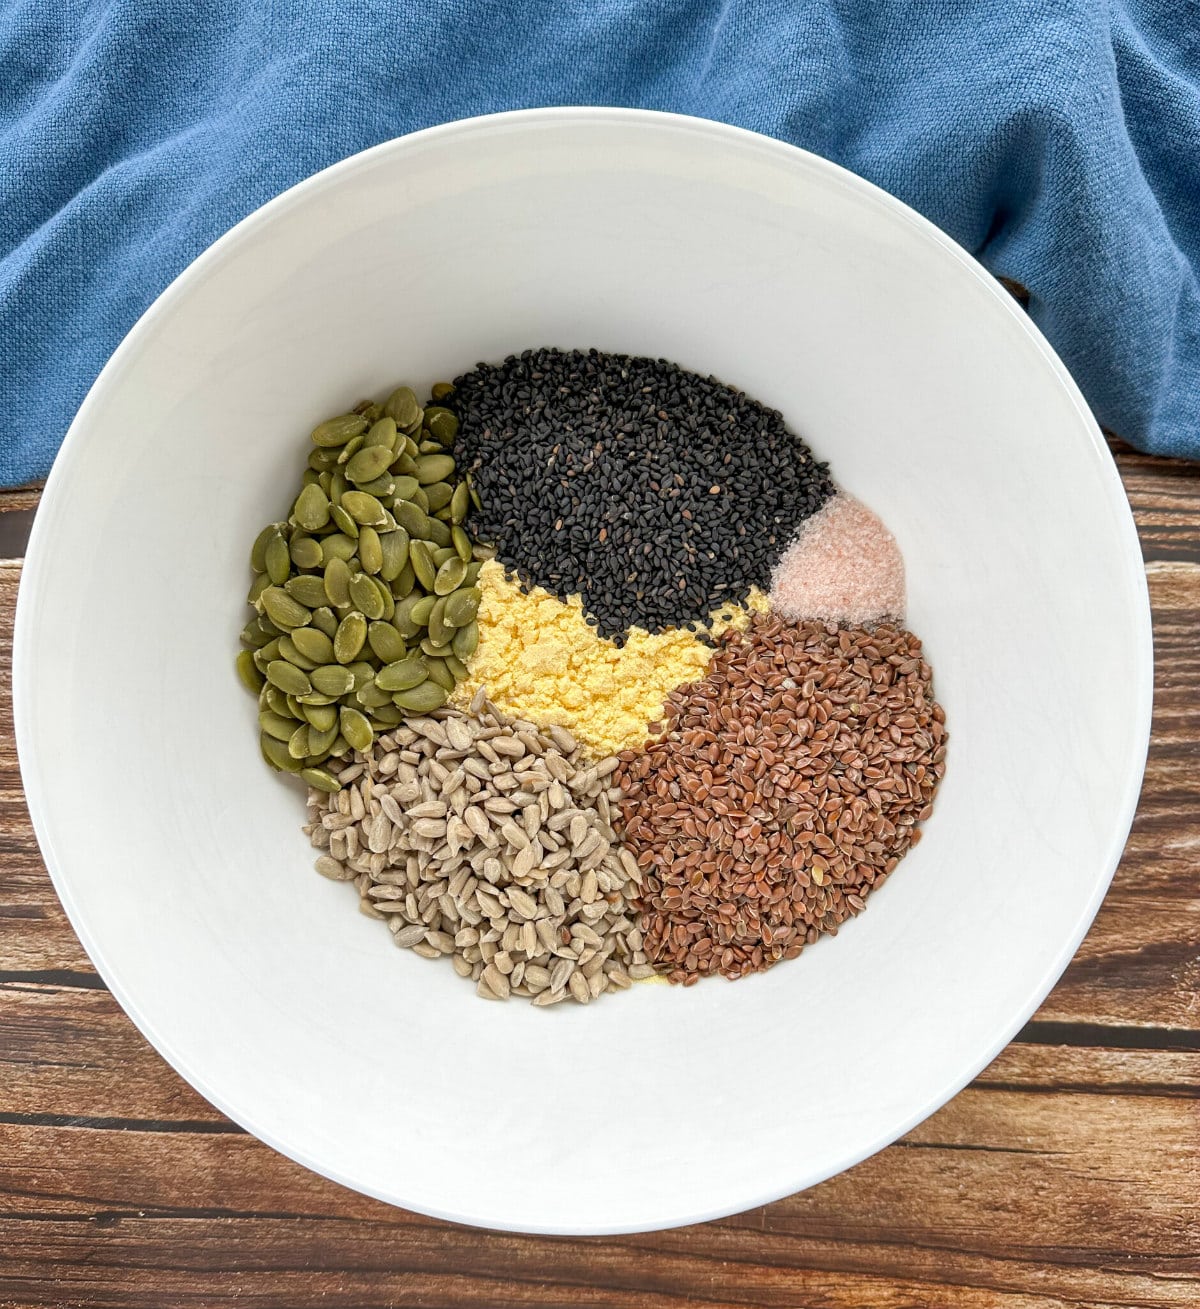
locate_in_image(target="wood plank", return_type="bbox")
[0,1067,1195,1308]
[1111,442,1200,566]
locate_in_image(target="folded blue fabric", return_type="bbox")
[2,0,1198,484]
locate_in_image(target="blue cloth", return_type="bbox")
[2,1,1198,485]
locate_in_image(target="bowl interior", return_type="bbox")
[15,109,1150,1233]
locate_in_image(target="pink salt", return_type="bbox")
[769,492,905,625]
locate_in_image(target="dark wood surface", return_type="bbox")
[1,451,1197,1309]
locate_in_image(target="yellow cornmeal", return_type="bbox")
[451,559,769,756]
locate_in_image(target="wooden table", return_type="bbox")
[1,455,1196,1309]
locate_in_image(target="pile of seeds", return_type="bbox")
[238,354,949,1006]
[303,693,654,1004]
[616,615,946,984]
[450,348,834,640]
[236,383,483,792]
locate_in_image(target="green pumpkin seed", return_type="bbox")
[340,491,387,526]
[311,606,339,638]
[392,593,424,637]
[367,620,407,663]
[444,653,470,681]
[259,710,296,742]
[266,660,311,695]
[463,562,482,585]
[291,626,336,664]
[335,433,366,466]
[300,469,320,489]
[319,533,357,565]
[334,611,367,663]
[250,523,281,573]
[239,616,274,648]
[328,502,357,539]
[311,664,356,696]
[339,706,373,753]
[354,473,396,499]
[357,525,383,574]
[374,576,395,621]
[346,571,381,619]
[447,481,468,522]
[294,482,331,531]
[390,560,416,598]
[347,661,376,691]
[433,506,454,523]
[364,415,398,449]
[410,486,430,513]
[430,381,454,401]
[423,480,453,512]
[378,526,410,580]
[408,594,437,626]
[285,574,330,609]
[300,766,341,793]
[355,680,393,709]
[433,546,456,566]
[289,535,323,570]
[307,723,340,756]
[323,556,353,608]
[427,595,452,647]
[423,657,455,691]
[303,702,339,732]
[369,704,405,728]
[383,385,421,428]
[345,443,395,485]
[264,685,292,717]
[390,452,418,476]
[261,587,311,630]
[262,732,303,772]
[312,414,367,447]
[425,408,458,443]
[236,649,265,693]
[285,694,307,718]
[451,620,479,660]
[393,500,430,539]
[375,657,428,692]
[425,516,452,547]
[416,440,440,455]
[443,586,482,628]
[297,689,337,705]
[247,572,271,605]
[253,638,282,672]
[264,531,291,585]
[392,475,420,502]
[409,539,437,590]
[419,635,450,657]
[308,446,339,472]
[433,556,467,595]
[392,680,449,712]
[277,635,318,671]
[449,526,470,563]
[287,723,312,759]
[469,484,482,511]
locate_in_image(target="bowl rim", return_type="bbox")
[13,105,1154,1234]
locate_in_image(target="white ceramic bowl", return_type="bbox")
[14,108,1152,1234]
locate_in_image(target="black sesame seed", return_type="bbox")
[451,347,833,641]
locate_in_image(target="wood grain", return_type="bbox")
[1,447,1198,1308]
